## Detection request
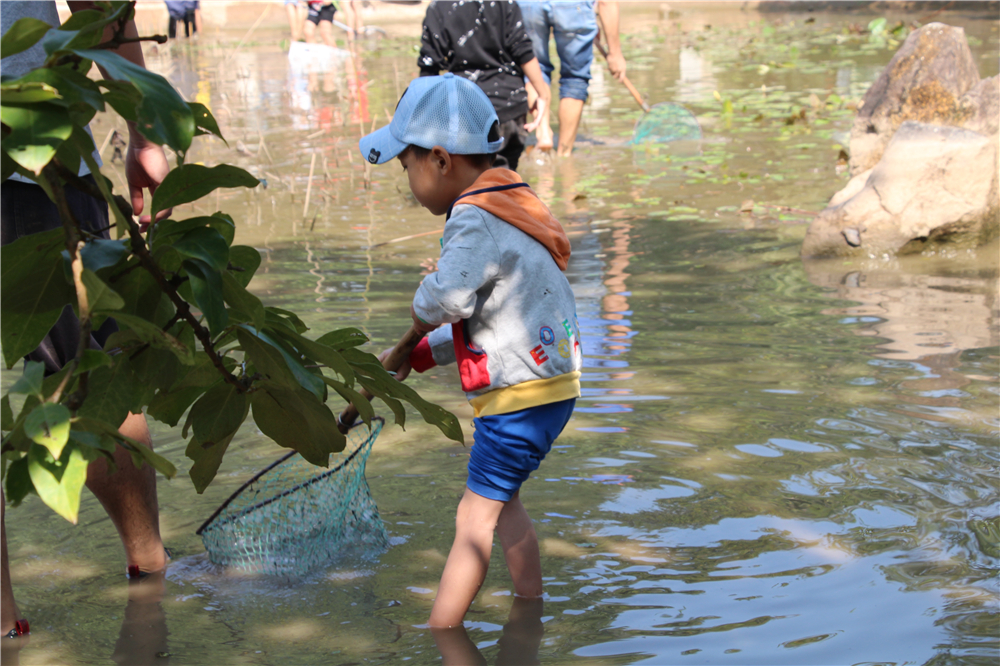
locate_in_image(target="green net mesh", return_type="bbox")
[629,103,703,145]
[197,418,388,576]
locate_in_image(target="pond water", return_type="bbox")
[4,5,999,665]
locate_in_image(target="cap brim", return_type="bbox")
[359,125,407,165]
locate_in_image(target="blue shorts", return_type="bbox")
[467,398,576,502]
[518,1,597,101]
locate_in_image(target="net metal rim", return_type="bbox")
[196,416,385,537]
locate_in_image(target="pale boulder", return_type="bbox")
[801,122,999,258]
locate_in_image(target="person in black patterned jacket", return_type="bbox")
[418,0,552,171]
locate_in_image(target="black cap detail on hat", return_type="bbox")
[368,148,381,164]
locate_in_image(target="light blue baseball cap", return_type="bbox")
[359,73,504,165]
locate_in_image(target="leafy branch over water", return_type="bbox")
[0,1,461,523]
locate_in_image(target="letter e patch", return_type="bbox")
[529,345,549,365]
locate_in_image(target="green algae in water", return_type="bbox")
[629,102,703,144]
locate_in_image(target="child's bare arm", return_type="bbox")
[521,58,550,133]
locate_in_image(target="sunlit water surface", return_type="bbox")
[3,5,998,665]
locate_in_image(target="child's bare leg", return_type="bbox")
[303,19,317,43]
[429,488,505,628]
[497,491,543,598]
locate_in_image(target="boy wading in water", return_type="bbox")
[359,74,582,628]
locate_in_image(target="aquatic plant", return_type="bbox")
[0,1,461,523]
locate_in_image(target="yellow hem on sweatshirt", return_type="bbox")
[469,371,582,418]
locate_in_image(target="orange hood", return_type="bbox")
[451,169,571,270]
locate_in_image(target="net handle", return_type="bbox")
[338,326,425,433]
[595,19,649,113]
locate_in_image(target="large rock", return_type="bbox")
[955,75,1000,136]
[802,122,999,258]
[849,22,981,176]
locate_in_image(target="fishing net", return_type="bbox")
[197,418,388,577]
[629,102,703,144]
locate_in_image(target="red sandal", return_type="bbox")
[4,619,29,639]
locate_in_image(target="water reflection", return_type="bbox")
[431,597,544,666]
[112,571,170,666]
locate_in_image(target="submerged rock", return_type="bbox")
[803,122,998,258]
[803,23,999,258]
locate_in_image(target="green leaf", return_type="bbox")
[147,386,206,427]
[4,456,35,506]
[0,81,60,104]
[9,361,46,398]
[322,377,373,426]
[354,374,407,429]
[315,328,369,350]
[0,102,74,173]
[75,48,194,153]
[27,443,88,523]
[1,395,13,431]
[186,430,237,494]
[14,68,105,112]
[79,238,129,274]
[184,382,249,492]
[99,79,141,122]
[188,381,248,448]
[250,380,345,466]
[24,402,71,459]
[103,312,194,365]
[344,350,463,443]
[73,416,177,479]
[183,259,228,337]
[189,102,227,145]
[127,345,180,412]
[2,150,21,183]
[149,216,235,250]
[172,226,230,272]
[266,307,308,334]
[69,429,116,456]
[113,267,166,322]
[42,4,131,55]
[274,328,354,386]
[1,228,75,367]
[80,268,125,314]
[237,327,325,400]
[78,356,134,428]
[74,349,113,375]
[1,17,52,59]
[228,246,262,288]
[221,271,265,332]
[148,164,259,221]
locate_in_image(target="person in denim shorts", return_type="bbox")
[519,0,627,156]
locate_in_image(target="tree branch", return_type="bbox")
[40,165,91,409]
[56,161,250,393]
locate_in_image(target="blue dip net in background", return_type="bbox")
[196,418,388,577]
[629,102,703,144]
